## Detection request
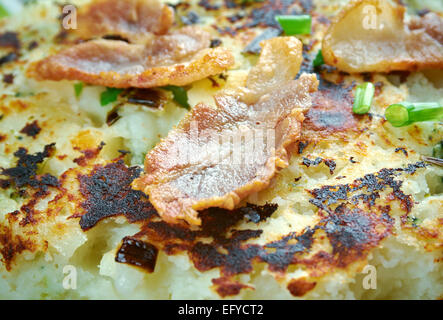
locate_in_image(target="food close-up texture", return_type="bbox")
[0,0,442,299]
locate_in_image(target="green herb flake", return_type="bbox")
[74,82,84,98]
[100,87,123,106]
[0,4,9,18]
[275,15,312,35]
[161,85,190,110]
[313,50,324,68]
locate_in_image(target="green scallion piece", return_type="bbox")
[313,50,324,68]
[353,82,375,114]
[385,102,443,127]
[100,87,123,106]
[0,4,9,18]
[74,82,84,98]
[275,15,311,35]
[161,85,190,110]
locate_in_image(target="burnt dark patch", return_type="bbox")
[28,40,39,50]
[304,80,358,134]
[302,157,336,174]
[298,141,309,154]
[0,32,20,50]
[102,35,129,42]
[0,144,58,196]
[321,206,393,266]
[180,11,200,25]
[115,237,158,272]
[0,52,18,66]
[198,0,220,10]
[260,227,315,272]
[210,39,222,48]
[324,159,336,175]
[20,120,41,138]
[2,73,14,84]
[74,160,157,230]
[106,107,121,126]
[302,157,322,167]
[240,203,278,223]
[309,162,427,212]
[124,88,166,108]
[243,0,302,29]
[395,147,408,156]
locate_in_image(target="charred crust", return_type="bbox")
[309,162,427,213]
[180,11,200,25]
[304,80,358,135]
[302,157,336,174]
[0,144,58,196]
[209,39,222,48]
[74,160,156,230]
[0,32,21,50]
[20,120,41,138]
[395,147,408,156]
[0,52,18,66]
[2,73,14,84]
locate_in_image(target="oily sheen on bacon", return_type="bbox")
[134,37,319,226]
[28,26,234,88]
[322,0,443,73]
[75,0,174,42]
[28,0,234,88]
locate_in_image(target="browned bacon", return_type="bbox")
[322,0,443,73]
[134,37,319,226]
[28,27,234,88]
[75,0,174,42]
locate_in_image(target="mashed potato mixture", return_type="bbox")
[0,0,442,299]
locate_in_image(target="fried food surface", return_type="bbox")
[0,0,442,300]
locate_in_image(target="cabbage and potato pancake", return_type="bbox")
[0,0,442,300]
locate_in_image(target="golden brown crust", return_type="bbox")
[134,37,319,226]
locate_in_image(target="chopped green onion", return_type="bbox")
[74,82,84,98]
[353,82,375,114]
[385,102,443,127]
[100,87,123,106]
[0,4,9,18]
[275,15,311,35]
[161,85,190,110]
[313,50,324,68]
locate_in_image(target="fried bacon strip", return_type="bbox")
[28,27,234,88]
[134,37,319,226]
[322,0,443,73]
[75,0,174,42]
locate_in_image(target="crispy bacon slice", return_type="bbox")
[75,0,174,42]
[28,27,234,88]
[134,37,319,226]
[322,0,443,73]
